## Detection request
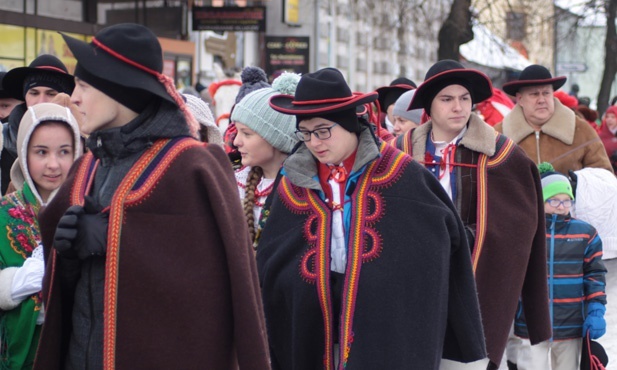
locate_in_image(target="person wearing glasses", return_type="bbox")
[230,72,300,249]
[258,67,489,369]
[514,162,607,370]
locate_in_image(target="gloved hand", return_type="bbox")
[53,204,84,259]
[73,196,109,260]
[583,302,606,339]
[53,197,109,260]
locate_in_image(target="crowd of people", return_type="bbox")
[0,22,614,370]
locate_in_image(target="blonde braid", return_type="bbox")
[242,166,263,242]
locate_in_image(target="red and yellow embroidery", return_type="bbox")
[69,137,202,370]
[277,143,410,369]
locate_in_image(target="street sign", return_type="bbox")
[556,62,588,73]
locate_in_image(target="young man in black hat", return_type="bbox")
[33,23,269,370]
[494,64,612,174]
[375,77,417,132]
[259,67,488,369]
[1,55,75,195]
[392,59,552,369]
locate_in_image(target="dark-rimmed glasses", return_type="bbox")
[295,123,338,142]
[546,198,574,208]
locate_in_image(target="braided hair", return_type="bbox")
[242,166,263,242]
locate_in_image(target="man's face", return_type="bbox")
[516,85,555,127]
[70,77,126,135]
[0,97,22,121]
[297,117,358,165]
[429,84,472,142]
[25,86,59,107]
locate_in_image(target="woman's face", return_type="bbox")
[233,122,278,168]
[605,112,617,131]
[27,122,75,202]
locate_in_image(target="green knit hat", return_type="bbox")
[538,162,575,202]
[231,72,301,153]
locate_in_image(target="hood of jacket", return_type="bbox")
[10,102,83,205]
[283,127,380,190]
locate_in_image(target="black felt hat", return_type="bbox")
[269,68,377,116]
[1,54,74,100]
[580,333,609,370]
[61,23,174,105]
[375,77,417,113]
[502,64,567,96]
[408,59,493,114]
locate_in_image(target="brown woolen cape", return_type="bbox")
[33,140,270,369]
[394,115,552,367]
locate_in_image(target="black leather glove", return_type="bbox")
[52,197,109,260]
[53,205,85,259]
[568,170,578,197]
[74,196,109,260]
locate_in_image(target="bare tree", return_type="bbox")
[437,0,474,60]
[598,0,617,114]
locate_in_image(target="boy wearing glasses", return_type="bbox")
[514,162,607,370]
[257,67,489,369]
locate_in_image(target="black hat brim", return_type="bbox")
[270,91,378,116]
[62,33,175,105]
[409,69,493,111]
[502,77,567,96]
[2,66,75,100]
[375,84,415,112]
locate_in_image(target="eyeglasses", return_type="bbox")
[295,123,338,142]
[546,198,574,208]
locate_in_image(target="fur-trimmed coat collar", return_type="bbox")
[410,113,497,159]
[501,98,575,145]
[283,128,379,190]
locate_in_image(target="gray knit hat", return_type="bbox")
[235,66,270,104]
[393,89,423,124]
[231,72,301,153]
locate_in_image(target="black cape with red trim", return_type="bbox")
[257,132,487,369]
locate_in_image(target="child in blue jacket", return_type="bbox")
[514,163,607,370]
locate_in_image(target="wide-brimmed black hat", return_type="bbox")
[269,68,377,116]
[409,59,493,113]
[61,23,174,105]
[375,77,417,113]
[580,333,608,370]
[1,54,74,100]
[502,64,567,96]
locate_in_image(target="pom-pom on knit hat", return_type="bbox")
[538,162,575,202]
[231,71,301,154]
[393,89,423,123]
[235,66,270,104]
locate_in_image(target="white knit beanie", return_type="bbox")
[183,94,224,147]
[231,72,301,153]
